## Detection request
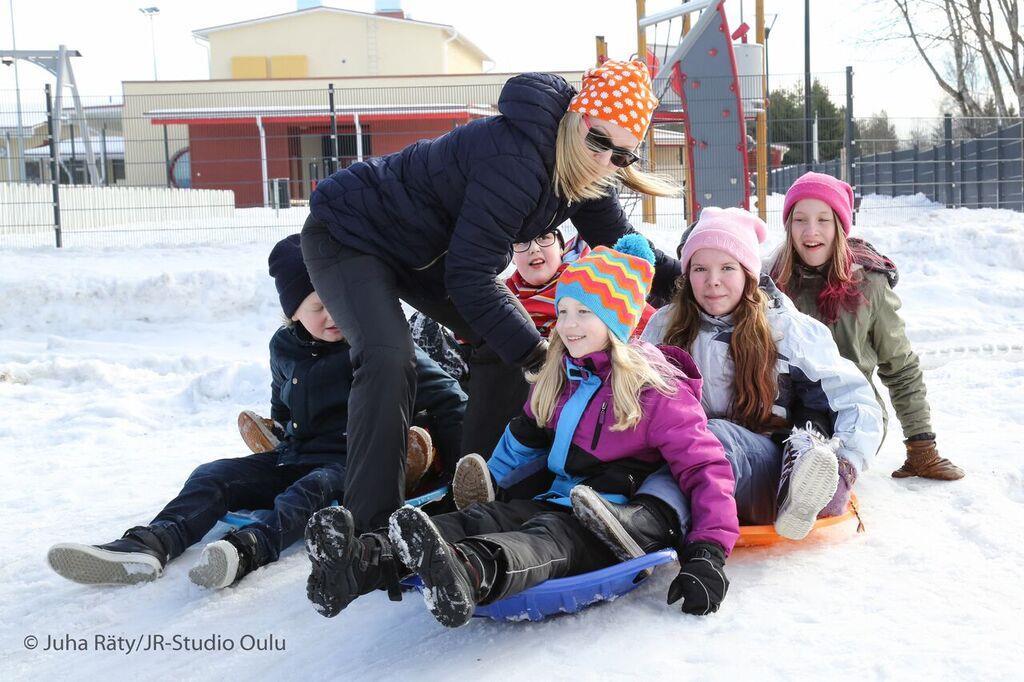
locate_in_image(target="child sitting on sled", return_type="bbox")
[303,236,740,627]
[47,235,466,590]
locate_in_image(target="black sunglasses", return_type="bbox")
[583,117,641,168]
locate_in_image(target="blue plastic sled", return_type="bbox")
[221,488,679,623]
[402,548,678,623]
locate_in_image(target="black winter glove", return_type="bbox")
[518,339,549,374]
[667,541,729,616]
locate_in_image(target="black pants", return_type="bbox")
[431,500,618,601]
[301,216,528,531]
[149,451,345,563]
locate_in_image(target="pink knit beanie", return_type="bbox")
[782,172,854,235]
[680,206,767,278]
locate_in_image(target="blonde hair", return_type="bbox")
[529,331,683,432]
[553,111,681,204]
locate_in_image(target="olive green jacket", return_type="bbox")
[780,263,932,439]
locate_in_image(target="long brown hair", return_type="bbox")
[662,271,778,431]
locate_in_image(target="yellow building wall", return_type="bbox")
[231,56,268,79]
[269,55,309,79]
[207,11,481,79]
[445,40,485,74]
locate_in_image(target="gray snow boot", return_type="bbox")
[189,527,267,589]
[47,526,169,586]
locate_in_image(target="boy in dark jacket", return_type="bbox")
[46,235,466,590]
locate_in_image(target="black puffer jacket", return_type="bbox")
[269,323,466,467]
[309,72,680,365]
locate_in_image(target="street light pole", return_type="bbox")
[139,6,160,80]
[803,0,812,172]
[8,0,25,180]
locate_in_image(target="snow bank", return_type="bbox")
[1,197,1023,680]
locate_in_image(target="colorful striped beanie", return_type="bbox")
[555,234,656,343]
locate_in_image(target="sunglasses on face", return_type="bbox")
[583,115,641,168]
[513,232,559,252]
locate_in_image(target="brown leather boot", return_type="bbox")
[892,439,965,480]
[238,410,281,453]
[405,426,435,496]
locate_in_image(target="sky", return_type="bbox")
[0,0,946,131]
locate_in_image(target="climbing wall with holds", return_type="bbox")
[651,1,749,214]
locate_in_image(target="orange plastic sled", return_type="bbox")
[735,495,862,548]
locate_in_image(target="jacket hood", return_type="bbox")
[849,237,899,288]
[498,72,576,168]
[654,342,704,402]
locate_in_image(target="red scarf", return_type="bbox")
[506,263,569,338]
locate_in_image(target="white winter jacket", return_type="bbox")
[641,276,883,472]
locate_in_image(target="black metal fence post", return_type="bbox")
[328,83,339,175]
[995,123,1004,208]
[958,137,966,207]
[844,66,854,187]
[912,144,919,195]
[943,114,954,207]
[44,84,62,248]
[162,125,171,188]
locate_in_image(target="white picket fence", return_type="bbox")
[0,183,236,244]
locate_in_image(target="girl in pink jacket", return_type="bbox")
[303,236,739,627]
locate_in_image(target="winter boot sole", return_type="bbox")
[238,410,279,454]
[188,540,240,589]
[389,506,475,628]
[570,486,645,562]
[47,543,163,586]
[304,506,359,618]
[775,446,840,541]
[452,453,494,511]
[406,426,435,496]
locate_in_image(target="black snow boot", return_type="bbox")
[388,506,499,628]
[570,485,678,561]
[47,526,170,586]
[189,527,269,590]
[305,506,406,618]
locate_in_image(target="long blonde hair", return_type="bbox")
[663,270,778,431]
[529,331,682,432]
[553,111,681,204]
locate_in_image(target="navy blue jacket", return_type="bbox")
[269,323,466,467]
[309,72,681,366]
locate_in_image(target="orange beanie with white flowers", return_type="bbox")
[568,59,659,139]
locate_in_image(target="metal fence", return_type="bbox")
[771,119,1024,215]
[1,71,1021,248]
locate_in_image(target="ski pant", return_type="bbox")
[431,499,619,602]
[637,419,783,535]
[149,451,345,564]
[301,215,529,532]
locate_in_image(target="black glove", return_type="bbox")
[667,541,729,616]
[518,339,549,374]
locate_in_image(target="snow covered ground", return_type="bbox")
[1,195,1023,680]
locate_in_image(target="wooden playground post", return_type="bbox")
[595,35,607,66]
[756,0,768,220]
[682,13,693,223]
[636,0,656,224]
